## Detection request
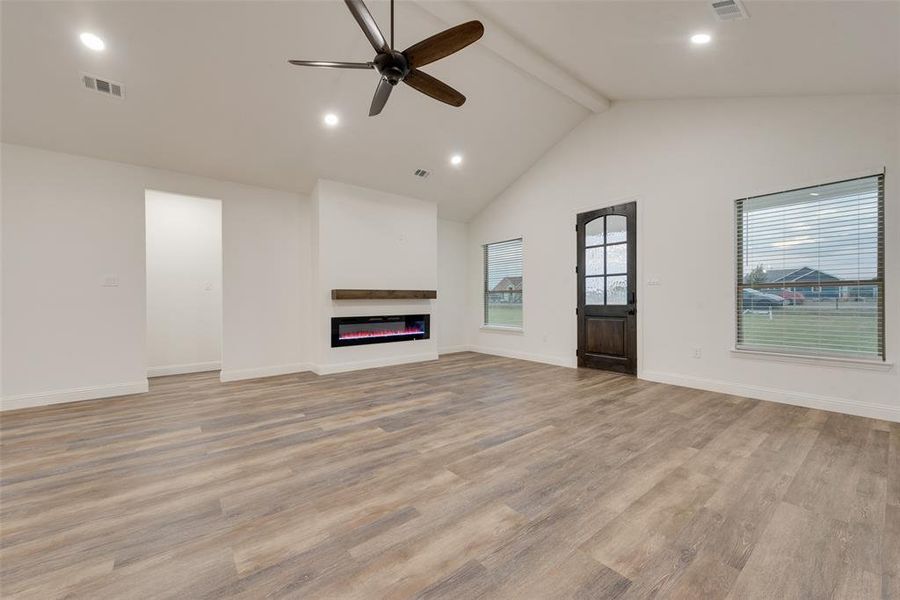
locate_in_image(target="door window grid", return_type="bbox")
[585,215,628,305]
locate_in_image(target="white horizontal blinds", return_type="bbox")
[484,238,523,328]
[736,174,885,359]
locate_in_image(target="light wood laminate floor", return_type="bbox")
[1,352,897,599]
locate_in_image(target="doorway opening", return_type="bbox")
[145,190,223,377]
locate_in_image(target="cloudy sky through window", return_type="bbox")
[740,177,880,282]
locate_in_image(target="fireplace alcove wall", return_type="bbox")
[312,180,439,373]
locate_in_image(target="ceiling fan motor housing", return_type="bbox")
[375,51,409,84]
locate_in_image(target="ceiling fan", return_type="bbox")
[289,0,484,116]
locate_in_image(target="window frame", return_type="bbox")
[733,173,886,362]
[482,237,524,331]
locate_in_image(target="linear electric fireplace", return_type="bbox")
[331,314,430,347]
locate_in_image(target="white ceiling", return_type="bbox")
[0,1,588,221]
[2,1,897,220]
[473,0,900,100]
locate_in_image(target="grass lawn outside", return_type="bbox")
[487,301,878,356]
[485,303,523,328]
[740,302,879,357]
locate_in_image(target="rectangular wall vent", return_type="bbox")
[710,0,749,20]
[82,73,125,99]
[414,168,431,178]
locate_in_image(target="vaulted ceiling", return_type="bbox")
[2,1,897,220]
[472,0,900,100]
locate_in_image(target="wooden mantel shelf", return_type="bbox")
[331,289,437,300]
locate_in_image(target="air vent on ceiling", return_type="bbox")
[414,168,431,179]
[81,73,125,99]
[710,0,749,21]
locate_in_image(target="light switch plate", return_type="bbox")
[102,274,119,287]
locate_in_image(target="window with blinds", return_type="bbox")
[484,238,523,328]
[736,174,885,360]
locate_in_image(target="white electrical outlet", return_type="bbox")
[102,274,119,287]
[647,277,661,286]
[692,347,702,359]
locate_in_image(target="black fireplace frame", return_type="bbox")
[331,314,430,348]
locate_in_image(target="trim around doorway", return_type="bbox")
[147,361,222,377]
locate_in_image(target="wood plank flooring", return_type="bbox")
[1,352,897,599]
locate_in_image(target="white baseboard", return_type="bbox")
[1,380,150,411]
[456,349,898,423]
[468,346,577,369]
[640,370,900,423]
[219,363,312,383]
[148,361,221,377]
[438,345,473,355]
[312,352,439,375]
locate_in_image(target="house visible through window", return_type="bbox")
[736,174,885,360]
[484,238,523,328]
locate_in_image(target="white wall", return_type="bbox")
[467,95,900,421]
[311,180,438,373]
[1,143,311,408]
[437,219,469,353]
[145,191,222,376]
[220,181,310,382]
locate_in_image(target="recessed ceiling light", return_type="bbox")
[810,192,820,196]
[80,32,105,51]
[450,154,463,166]
[323,113,339,127]
[690,33,712,45]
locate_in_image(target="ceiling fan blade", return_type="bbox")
[402,21,484,69]
[344,0,390,53]
[403,69,465,107]
[288,60,374,70]
[369,77,394,116]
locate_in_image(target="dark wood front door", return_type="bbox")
[577,202,637,374]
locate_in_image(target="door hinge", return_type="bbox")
[575,265,579,274]
[575,307,579,316]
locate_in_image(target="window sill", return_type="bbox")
[481,325,524,335]
[731,348,893,371]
